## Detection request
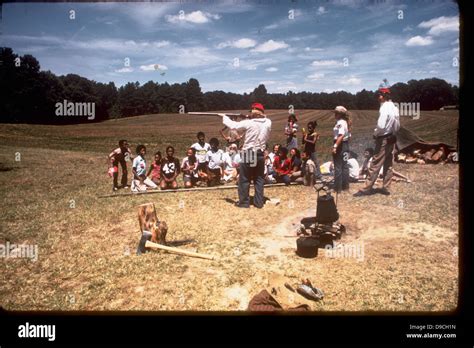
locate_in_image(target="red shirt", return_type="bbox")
[273,155,292,176]
[150,163,161,180]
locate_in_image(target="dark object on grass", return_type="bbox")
[296,237,319,258]
[137,230,152,255]
[316,193,339,224]
[297,280,324,301]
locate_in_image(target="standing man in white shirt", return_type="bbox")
[219,103,272,208]
[354,82,400,196]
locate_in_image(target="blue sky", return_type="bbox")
[2,0,459,94]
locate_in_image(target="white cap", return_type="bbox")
[334,106,348,114]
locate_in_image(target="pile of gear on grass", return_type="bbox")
[395,127,458,165]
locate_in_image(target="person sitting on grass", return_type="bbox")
[160,146,180,190]
[289,148,303,183]
[273,146,292,185]
[264,149,276,184]
[222,143,240,183]
[347,151,360,183]
[147,151,162,186]
[268,144,281,164]
[191,131,211,173]
[181,147,199,188]
[205,137,225,187]
[359,148,374,179]
[131,145,158,192]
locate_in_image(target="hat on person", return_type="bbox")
[251,102,265,113]
[334,106,347,114]
[378,78,391,94]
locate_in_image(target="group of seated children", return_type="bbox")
[264,144,319,187]
[122,132,241,192]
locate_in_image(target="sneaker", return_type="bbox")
[235,202,250,208]
[378,187,390,196]
[113,186,119,192]
[123,185,129,189]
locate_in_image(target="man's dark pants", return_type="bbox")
[238,150,265,208]
[113,159,128,188]
[332,141,349,193]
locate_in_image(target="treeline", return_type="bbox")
[1,47,459,124]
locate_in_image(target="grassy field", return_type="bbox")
[0,109,459,311]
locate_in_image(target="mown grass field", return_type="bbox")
[0,109,459,311]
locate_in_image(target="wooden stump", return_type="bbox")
[138,203,167,244]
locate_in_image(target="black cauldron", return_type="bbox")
[296,237,319,258]
[316,194,339,224]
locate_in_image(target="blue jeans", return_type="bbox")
[333,141,350,193]
[275,174,291,185]
[310,152,322,179]
[238,150,265,208]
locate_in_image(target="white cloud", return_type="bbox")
[317,6,328,15]
[139,64,168,71]
[217,38,256,49]
[251,40,289,53]
[405,36,434,46]
[166,10,220,24]
[233,38,257,48]
[311,59,341,67]
[308,73,325,80]
[341,76,362,85]
[264,23,279,30]
[265,67,278,72]
[259,80,277,85]
[418,16,458,36]
[115,67,134,73]
[403,25,413,32]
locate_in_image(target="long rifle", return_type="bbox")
[187,112,249,119]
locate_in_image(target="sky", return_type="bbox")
[1,0,460,94]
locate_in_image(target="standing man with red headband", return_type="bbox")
[219,103,271,208]
[354,80,400,197]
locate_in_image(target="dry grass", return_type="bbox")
[0,110,459,311]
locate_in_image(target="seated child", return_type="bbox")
[160,146,180,190]
[273,147,292,185]
[264,149,276,184]
[289,148,303,183]
[205,138,225,187]
[131,145,158,192]
[147,151,162,185]
[347,151,360,183]
[222,143,240,182]
[181,148,199,188]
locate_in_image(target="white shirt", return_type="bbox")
[132,156,147,177]
[268,152,276,164]
[206,149,225,170]
[333,119,349,141]
[375,101,400,137]
[222,116,272,151]
[347,158,360,179]
[191,142,211,163]
[223,152,240,171]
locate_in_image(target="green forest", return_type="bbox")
[0,47,459,124]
